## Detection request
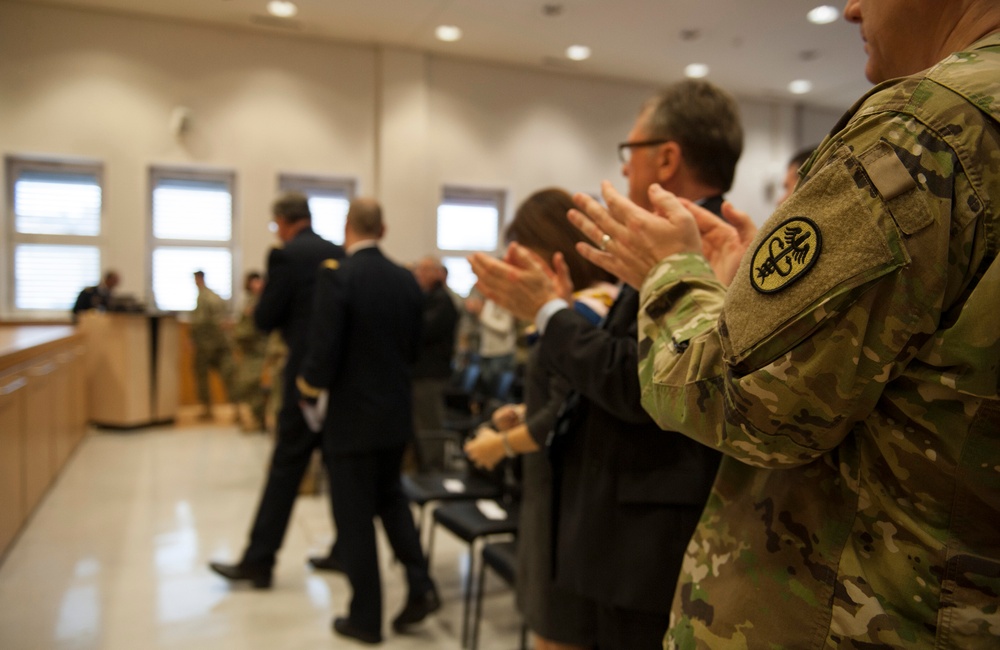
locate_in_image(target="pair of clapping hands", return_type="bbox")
[469,182,757,312]
[463,403,526,471]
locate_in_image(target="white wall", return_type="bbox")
[0,1,847,317]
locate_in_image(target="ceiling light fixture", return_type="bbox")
[566,45,591,61]
[684,63,709,78]
[435,25,462,42]
[788,79,813,95]
[266,1,298,18]
[807,5,839,25]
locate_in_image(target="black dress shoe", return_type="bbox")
[391,588,441,631]
[307,554,344,573]
[208,561,272,589]
[332,617,382,644]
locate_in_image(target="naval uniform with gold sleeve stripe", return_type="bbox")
[298,244,434,639]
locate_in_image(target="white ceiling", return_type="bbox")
[27,0,872,111]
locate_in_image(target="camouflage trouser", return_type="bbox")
[193,333,234,410]
[233,350,266,425]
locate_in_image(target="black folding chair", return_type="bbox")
[471,540,527,650]
[429,500,519,648]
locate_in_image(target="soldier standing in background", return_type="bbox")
[191,270,233,421]
[233,271,268,432]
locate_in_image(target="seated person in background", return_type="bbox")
[466,187,618,650]
[71,270,119,321]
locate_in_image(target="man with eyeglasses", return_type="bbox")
[618,80,742,219]
[469,79,742,649]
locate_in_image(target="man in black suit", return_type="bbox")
[210,191,344,587]
[470,80,741,649]
[297,198,438,644]
[411,256,459,468]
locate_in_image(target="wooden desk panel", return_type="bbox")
[0,325,87,559]
[0,370,26,554]
[77,313,179,427]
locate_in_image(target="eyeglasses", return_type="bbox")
[268,221,279,233]
[617,138,670,164]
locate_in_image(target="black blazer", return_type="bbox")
[254,227,344,394]
[540,286,722,614]
[412,283,459,380]
[298,247,423,454]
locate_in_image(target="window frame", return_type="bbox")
[4,155,106,317]
[436,185,506,297]
[277,173,356,245]
[147,165,238,313]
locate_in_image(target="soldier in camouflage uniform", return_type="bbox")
[566,1,1000,647]
[191,270,234,420]
[233,271,268,431]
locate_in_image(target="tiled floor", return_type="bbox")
[0,418,522,649]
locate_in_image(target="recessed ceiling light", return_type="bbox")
[789,79,813,95]
[266,1,297,18]
[685,63,709,78]
[566,45,591,61]
[435,25,462,42]
[807,5,839,25]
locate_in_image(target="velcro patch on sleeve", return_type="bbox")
[858,140,931,235]
[721,146,905,365]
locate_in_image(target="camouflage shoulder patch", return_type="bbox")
[322,258,340,270]
[750,217,823,294]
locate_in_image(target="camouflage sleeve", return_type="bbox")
[638,109,967,468]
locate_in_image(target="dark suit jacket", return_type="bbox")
[254,227,344,399]
[298,246,423,454]
[71,285,110,317]
[541,285,722,615]
[412,282,459,380]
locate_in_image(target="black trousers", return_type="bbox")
[328,446,433,635]
[242,380,331,567]
[594,601,670,650]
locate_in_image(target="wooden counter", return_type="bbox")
[76,312,179,428]
[0,325,87,559]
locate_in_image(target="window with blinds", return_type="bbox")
[277,174,355,245]
[5,157,104,313]
[149,168,235,312]
[436,186,505,296]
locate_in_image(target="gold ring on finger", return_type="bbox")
[600,233,612,251]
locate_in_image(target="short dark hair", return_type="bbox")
[506,188,616,290]
[789,145,817,169]
[271,191,311,223]
[193,270,205,279]
[244,270,262,291]
[643,80,743,192]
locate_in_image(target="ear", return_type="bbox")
[655,141,682,185]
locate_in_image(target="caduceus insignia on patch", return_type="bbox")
[750,217,822,294]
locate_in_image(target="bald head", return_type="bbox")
[345,198,385,243]
[414,255,446,291]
